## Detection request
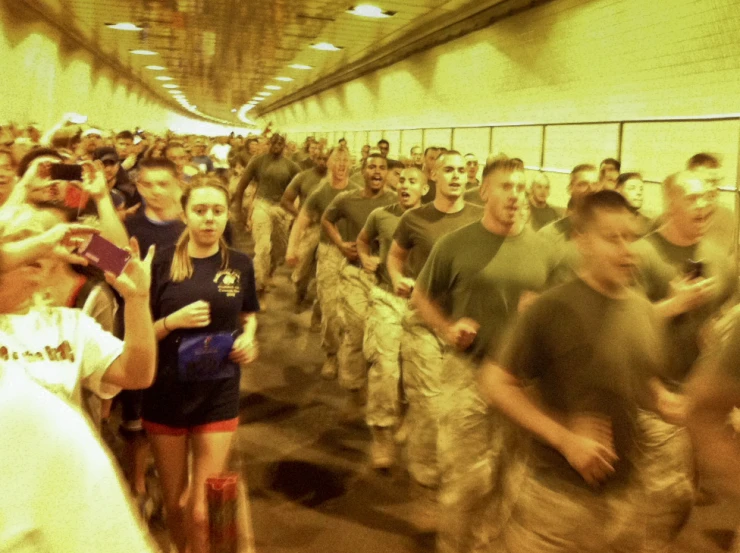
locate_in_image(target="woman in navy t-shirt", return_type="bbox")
[144,176,259,553]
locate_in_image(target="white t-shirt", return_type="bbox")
[210,143,232,170]
[0,307,123,406]
[0,369,156,553]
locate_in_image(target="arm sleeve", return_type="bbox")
[415,237,452,299]
[496,299,549,380]
[363,209,381,242]
[392,212,414,249]
[285,173,302,196]
[323,192,346,225]
[77,312,125,400]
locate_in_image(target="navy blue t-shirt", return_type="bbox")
[124,208,186,256]
[143,247,259,427]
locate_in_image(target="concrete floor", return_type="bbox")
[235,267,740,553]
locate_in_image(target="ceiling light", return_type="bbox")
[265,85,281,90]
[155,76,174,81]
[311,42,343,51]
[257,92,271,97]
[347,4,395,17]
[247,101,258,105]
[145,65,166,71]
[129,49,158,56]
[289,64,313,70]
[163,84,179,89]
[231,108,237,113]
[106,22,144,31]
[275,76,294,82]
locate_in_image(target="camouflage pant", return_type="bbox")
[316,243,345,357]
[291,224,320,299]
[400,309,444,487]
[437,350,520,553]
[337,263,376,390]
[491,411,694,553]
[364,286,407,428]
[250,198,292,290]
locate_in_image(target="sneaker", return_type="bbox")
[371,426,396,470]
[320,356,338,380]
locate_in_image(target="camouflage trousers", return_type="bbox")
[337,263,376,390]
[491,410,694,553]
[400,309,444,487]
[437,350,525,553]
[316,243,345,357]
[250,198,292,290]
[363,285,407,428]
[291,224,320,299]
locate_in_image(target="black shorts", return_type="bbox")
[142,364,241,428]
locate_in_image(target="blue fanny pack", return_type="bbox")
[177,332,237,382]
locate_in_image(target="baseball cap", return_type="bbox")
[82,128,103,138]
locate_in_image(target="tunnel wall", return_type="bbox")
[264,0,740,215]
[0,2,245,135]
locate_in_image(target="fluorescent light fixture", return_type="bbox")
[265,85,281,91]
[155,76,174,81]
[106,22,144,31]
[289,64,313,70]
[238,104,256,124]
[163,84,179,89]
[145,65,166,71]
[129,49,158,56]
[275,76,294,82]
[247,101,259,105]
[347,5,395,17]
[231,108,237,113]
[257,93,271,97]
[311,42,342,51]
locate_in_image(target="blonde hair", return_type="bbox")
[170,176,231,283]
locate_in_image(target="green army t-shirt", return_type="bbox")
[633,231,734,381]
[363,203,406,288]
[323,188,397,244]
[463,186,485,207]
[242,153,301,203]
[416,222,553,361]
[393,202,483,279]
[303,182,360,243]
[498,278,665,491]
[529,204,560,232]
[285,168,325,204]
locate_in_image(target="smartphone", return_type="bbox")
[50,163,83,181]
[78,234,132,276]
[685,259,704,279]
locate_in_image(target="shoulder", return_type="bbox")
[227,249,254,268]
[152,244,176,268]
[399,202,432,222]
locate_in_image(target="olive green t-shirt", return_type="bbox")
[393,202,483,279]
[633,231,734,381]
[323,188,397,245]
[498,278,665,491]
[463,186,485,207]
[303,182,360,244]
[363,203,406,288]
[242,153,301,203]
[285,168,325,204]
[416,223,553,361]
[538,216,582,286]
[529,203,560,232]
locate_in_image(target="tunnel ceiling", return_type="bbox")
[21,0,514,126]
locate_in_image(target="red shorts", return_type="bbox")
[143,417,239,436]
